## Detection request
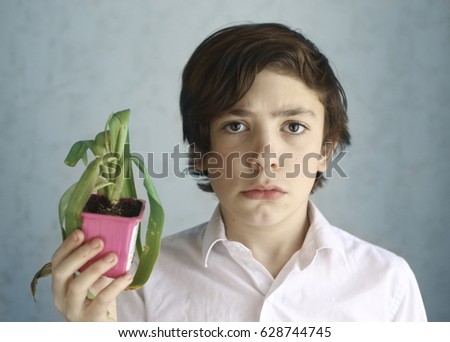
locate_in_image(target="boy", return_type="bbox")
[51,23,427,321]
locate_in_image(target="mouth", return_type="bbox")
[241,185,286,200]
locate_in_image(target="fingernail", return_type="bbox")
[104,253,116,263]
[90,238,102,249]
[123,273,133,282]
[71,231,80,242]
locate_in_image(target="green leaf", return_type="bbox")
[64,157,103,236]
[64,140,95,167]
[58,183,77,240]
[109,110,130,202]
[93,177,114,193]
[108,109,130,157]
[121,136,143,256]
[92,131,108,156]
[128,155,165,290]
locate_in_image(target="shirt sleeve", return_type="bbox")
[391,259,427,322]
[116,288,147,322]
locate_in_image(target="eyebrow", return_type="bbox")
[226,107,316,119]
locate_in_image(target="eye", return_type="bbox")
[223,121,247,134]
[283,122,306,134]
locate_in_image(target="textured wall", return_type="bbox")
[0,0,449,321]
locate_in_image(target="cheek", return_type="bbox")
[205,150,244,182]
[279,153,316,179]
[279,152,300,174]
[302,153,324,177]
[281,141,323,174]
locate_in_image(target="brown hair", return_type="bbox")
[180,23,350,192]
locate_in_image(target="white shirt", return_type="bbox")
[117,202,427,321]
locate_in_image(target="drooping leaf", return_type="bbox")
[128,155,165,290]
[30,262,52,302]
[58,183,77,240]
[92,131,108,156]
[121,137,142,256]
[64,157,103,237]
[64,140,95,167]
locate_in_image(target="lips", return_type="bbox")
[241,185,286,200]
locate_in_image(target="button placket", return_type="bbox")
[225,241,273,295]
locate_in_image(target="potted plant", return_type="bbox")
[31,109,164,299]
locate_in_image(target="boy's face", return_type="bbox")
[204,69,327,229]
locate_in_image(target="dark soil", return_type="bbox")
[83,194,143,218]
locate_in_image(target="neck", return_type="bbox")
[222,203,310,278]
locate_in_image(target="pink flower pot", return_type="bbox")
[79,198,146,278]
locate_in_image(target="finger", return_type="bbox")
[52,238,104,308]
[89,276,114,297]
[65,253,120,320]
[54,237,104,279]
[88,272,133,319]
[51,230,84,268]
[51,230,85,313]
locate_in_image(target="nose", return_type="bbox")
[253,144,279,172]
[247,130,280,173]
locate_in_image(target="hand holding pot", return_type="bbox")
[51,229,133,321]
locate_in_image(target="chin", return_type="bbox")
[238,205,283,227]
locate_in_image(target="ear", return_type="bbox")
[318,142,336,172]
[194,152,210,175]
[190,144,208,174]
[195,156,206,173]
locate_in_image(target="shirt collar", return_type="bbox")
[202,205,227,268]
[298,201,347,269]
[201,201,347,268]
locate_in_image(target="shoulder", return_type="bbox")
[153,221,211,270]
[310,202,410,273]
[329,223,414,281]
[330,226,426,320]
[159,205,224,260]
[161,221,208,250]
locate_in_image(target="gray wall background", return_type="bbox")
[1,0,449,321]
